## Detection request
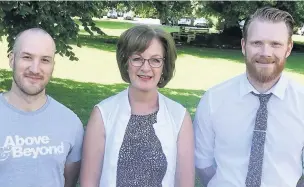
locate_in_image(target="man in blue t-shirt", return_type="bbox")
[0,28,84,187]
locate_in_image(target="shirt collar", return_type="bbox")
[239,73,288,100]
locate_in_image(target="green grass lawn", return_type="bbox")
[293,34,304,44]
[93,19,179,33]
[74,19,304,76]
[0,69,203,128]
[76,19,179,36]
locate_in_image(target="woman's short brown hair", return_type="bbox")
[116,25,177,88]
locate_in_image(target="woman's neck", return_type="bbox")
[128,86,159,115]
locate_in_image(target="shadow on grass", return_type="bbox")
[0,69,204,125]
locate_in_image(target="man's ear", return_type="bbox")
[9,52,14,69]
[285,39,293,58]
[241,38,246,56]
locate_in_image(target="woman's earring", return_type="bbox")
[159,76,164,84]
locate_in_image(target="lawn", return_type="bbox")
[76,18,179,36]
[0,69,203,125]
[1,19,304,187]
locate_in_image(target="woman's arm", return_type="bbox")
[80,107,106,187]
[175,111,195,187]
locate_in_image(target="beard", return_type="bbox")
[13,72,46,96]
[12,61,50,96]
[245,54,285,83]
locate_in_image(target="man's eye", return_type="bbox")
[272,42,281,47]
[42,59,50,63]
[253,41,262,45]
[23,56,31,59]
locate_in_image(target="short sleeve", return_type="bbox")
[66,118,84,163]
[193,91,215,169]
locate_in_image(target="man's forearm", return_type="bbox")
[196,165,216,187]
[64,162,81,187]
[64,173,80,187]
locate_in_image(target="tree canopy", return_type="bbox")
[0,1,107,61]
[194,1,304,30]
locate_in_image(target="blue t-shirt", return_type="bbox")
[0,93,84,187]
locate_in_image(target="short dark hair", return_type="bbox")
[116,25,177,88]
[243,6,294,41]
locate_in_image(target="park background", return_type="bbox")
[1,1,304,186]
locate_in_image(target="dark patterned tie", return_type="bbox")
[245,92,272,187]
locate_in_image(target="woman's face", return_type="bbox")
[127,38,164,92]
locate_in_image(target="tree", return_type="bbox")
[0,1,107,61]
[126,1,193,25]
[193,1,304,36]
[154,1,193,25]
[125,1,158,19]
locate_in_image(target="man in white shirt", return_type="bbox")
[194,6,304,187]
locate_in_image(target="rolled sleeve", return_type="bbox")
[194,91,215,169]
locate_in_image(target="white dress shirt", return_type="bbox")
[194,73,304,187]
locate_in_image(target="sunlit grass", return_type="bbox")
[76,19,179,36]
[1,36,304,91]
[293,35,304,44]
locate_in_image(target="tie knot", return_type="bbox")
[251,92,272,104]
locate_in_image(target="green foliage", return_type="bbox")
[126,1,193,24]
[155,1,193,24]
[193,1,304,29]
[0,1,107,61]
[129,1,158,18]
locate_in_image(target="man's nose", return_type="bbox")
[29,59,40,74]
[260,44,273,57]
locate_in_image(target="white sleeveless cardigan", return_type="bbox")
[95,88,186,187]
